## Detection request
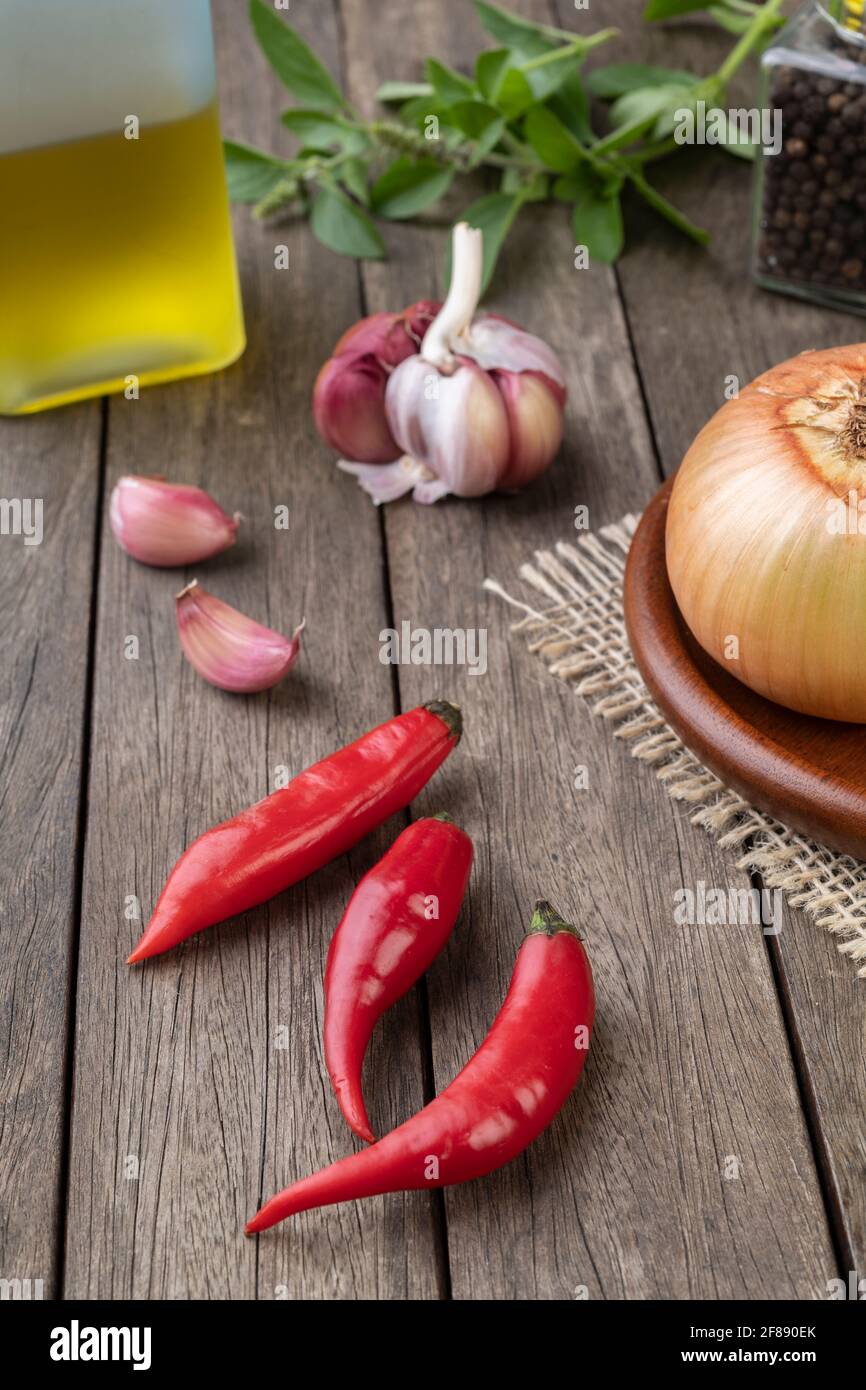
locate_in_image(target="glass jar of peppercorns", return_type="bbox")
[754,2,866,313]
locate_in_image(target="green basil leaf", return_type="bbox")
[644,0,712,18]
[223,140,289,203]
[476,49,513,102]
[588,63,699,99]
[311,185,386,258]
[520,45,588,105]
[548,71,594,143]
[249,0,343,110]
[654,93,701,139]
[572,185,624,265]
[473,0,559,59]
[609,84,691,132]
[449,192,523,293]
[376,80,434,103]
[475,48,535,117]
[425,58,475,105]
[281,110,367,153]
[448,100,505,160]
[399,95,443,128]
[524,105,588,172]
[339,156,371,205]
[370,158,454,219]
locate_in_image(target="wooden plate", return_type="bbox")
[624,477,866,860]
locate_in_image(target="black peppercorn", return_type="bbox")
[756,44,866,308]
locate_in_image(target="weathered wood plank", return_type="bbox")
[341,0,838,1297]
[569,0,865,1277]
[63,0,441,1299]
[0,402,102,1297]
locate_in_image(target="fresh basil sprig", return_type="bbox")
[225,0,785,288]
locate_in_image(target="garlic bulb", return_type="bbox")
[666,344,866,722]
[176,580,304,694]
[313,301,440,462]
[330,223,566,504]
[110,475,239,567]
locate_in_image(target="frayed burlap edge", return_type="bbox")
[484,517,866,978]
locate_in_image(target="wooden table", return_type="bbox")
[2,0,864,1301]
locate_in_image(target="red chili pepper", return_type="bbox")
[246,900,594,1234]
[128,702,462,964]
[324,813,473,1144]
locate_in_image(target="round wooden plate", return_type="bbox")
[624,477,866,861]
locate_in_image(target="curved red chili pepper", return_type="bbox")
[128,702,462,964]
[324,813,473,1144]
[246,900,594,1233]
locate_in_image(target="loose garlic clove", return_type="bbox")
[110,476,239,568]
[176,580,304,694]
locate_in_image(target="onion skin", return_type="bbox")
[666,344,866,723]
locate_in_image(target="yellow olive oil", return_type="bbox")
[0,100,245,414]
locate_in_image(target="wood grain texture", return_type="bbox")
[568,0,865,1279]
[0,402,101,1296]
[62,0,442,1300]
[340,0,837,1298]
[626,479,866,859]
[3,0,856,1302]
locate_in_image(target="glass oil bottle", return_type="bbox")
[0,0,245,414]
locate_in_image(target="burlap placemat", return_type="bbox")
[485,516,866,980]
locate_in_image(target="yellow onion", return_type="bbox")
[666,344,866,722]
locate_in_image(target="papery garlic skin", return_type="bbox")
[176,580,304,694]
[666,344,866,723]
[313,301,440,463]
[462,314,567,385]
[110,476,238,567]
